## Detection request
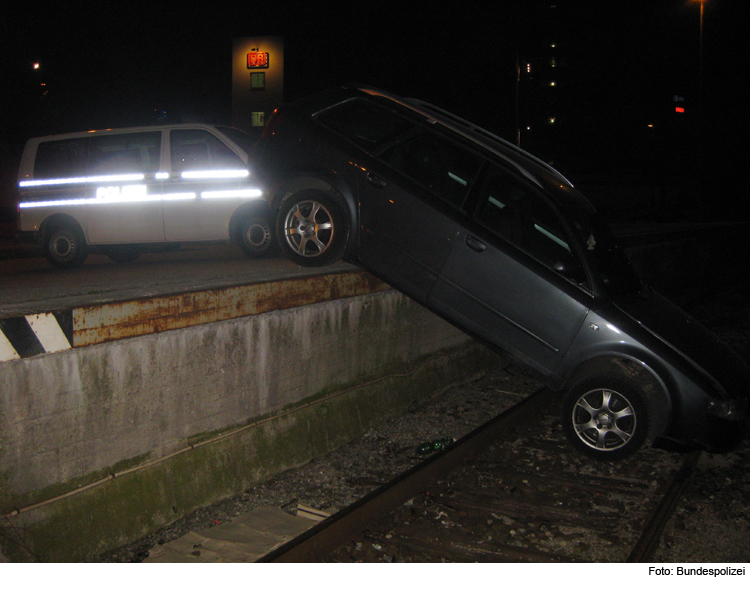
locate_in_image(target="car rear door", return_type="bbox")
[428,162,592,374]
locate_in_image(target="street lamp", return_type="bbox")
[695,0,706,119]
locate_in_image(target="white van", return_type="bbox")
[17,124,273,268]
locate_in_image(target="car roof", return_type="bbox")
[25,123,235,144]
[285,85,598,217]
[351,85,573,184]
[338,86,598,214]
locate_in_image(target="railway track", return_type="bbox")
[259,387,697,563]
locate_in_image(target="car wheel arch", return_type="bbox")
[562,355,672,443]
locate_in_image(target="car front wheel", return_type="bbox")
[561,374,649,461]
[276,191,347,267]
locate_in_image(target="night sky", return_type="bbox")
[1,0,747,213]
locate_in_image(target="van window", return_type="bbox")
[34,138,89,179]
[89,132,161,174]
[170,129,245,172]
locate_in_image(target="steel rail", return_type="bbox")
[259,386,555,562]
[627,449,701,562]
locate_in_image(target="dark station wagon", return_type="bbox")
[254,85,748,460]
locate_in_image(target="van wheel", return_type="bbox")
[561,374,649,461]
[276,191,347,267]
[106,247,141,263]
[238,213,275,257]
[44,221,88,269]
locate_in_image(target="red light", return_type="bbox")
[675,106,685,113]
[262,109,285,140]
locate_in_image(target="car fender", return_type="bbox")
[557,307,729,445]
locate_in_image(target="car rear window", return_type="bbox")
[316,99,415,151]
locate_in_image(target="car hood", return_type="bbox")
[614,290,750,400]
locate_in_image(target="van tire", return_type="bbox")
[276,191,347,267]
[238,212,276,257]
[44,221,88,269]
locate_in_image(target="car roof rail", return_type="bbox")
[405,98,573,187]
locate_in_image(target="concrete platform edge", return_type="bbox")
[0,341,502,561]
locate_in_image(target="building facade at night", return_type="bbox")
[232,37,284,133]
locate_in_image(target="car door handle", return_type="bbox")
[366,173,387,188]
[465,235,486,252]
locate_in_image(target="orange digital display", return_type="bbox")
[247,52,270,69]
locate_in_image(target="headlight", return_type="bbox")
[707,398,747,421]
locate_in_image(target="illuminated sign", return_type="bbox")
[96,184,148,200]
[247,52,269,69]
[675,107,685,113]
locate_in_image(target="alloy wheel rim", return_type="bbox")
[571,388,636,451]
[284,200,334,257]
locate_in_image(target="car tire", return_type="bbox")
[44,221,88,269]
[561,374,649,461]
[238,212,276,258]
[106,246,141,263]
[276,191,347,267]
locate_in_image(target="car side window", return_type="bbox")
[379,132,481,207]
[316,99,416,151]
[476,164,584,280]
[170,129,245,172]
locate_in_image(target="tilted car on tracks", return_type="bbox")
[254,84,749,461]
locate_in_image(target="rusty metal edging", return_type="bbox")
[72,270,390,347]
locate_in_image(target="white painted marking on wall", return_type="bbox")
[25,313,71,353]
[0,331,21,361]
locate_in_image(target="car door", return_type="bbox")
[84,131,165,244]
[428,162,592,374]
[162,128,249,242]
[314,99,480,299]
[356,129,482,301]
